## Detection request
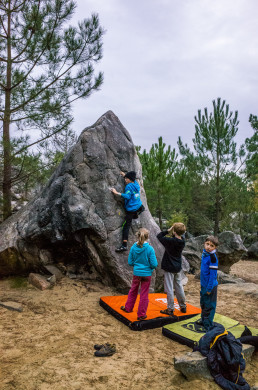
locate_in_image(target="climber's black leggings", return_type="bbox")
[122,205,144,242]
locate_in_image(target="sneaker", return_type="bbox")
[137,315,147,320]
[94,342,113,351]
[180,307,187,313]
[120,305,132,313]
[160,308,174,315]
[115,245,127,253]
[94,343,116,357]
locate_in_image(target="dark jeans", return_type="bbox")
[122,205,145,242]
[200,285,217,331]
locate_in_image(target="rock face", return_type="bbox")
[0,111,165,292]
[174,344,255,381]
[247,242,258,259]
[183,231,247,273]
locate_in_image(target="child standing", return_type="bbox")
[111,171,144,252]
[200,235,219,331]
[157,223,187,315]
[120,228,158,320]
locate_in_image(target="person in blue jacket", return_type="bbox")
[200,235,219,331]
[111,171,144,252]
[120,228,158,320]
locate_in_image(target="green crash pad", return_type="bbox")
[162,313,258,348]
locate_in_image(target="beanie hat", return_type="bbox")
[125,171,136,182]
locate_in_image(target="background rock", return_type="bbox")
[183,231,248,273]
[247,242,258,259]
[0,111,165,292]
[195,270,245,285]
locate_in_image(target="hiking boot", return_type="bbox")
[94,342,113,351]
[115,245,127,253]
[94,343,116,357]
[160,308,174,315]
[180,307,187,313]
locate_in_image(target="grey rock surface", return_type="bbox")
[195,270,245,285]
[0,301,23,312]
[174,343,255,381]
[0,111,165,292]
[183,231,248,273]
[247,242,258,259]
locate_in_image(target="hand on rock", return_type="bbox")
[111,188,118,195]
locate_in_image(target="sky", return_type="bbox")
[70,0,258,152]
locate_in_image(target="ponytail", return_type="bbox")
[136,228,149,247]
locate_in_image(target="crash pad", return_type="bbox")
[99,293,201,331]
[162,313,258,347]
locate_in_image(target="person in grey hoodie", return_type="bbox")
[120,228,158,320]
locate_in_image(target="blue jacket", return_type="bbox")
[128,242,158,276]
[121,181,142,211]
[200,249,219,292]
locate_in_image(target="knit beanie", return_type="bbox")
[124,171,136,182]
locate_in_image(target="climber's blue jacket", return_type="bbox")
[121,181,142,211]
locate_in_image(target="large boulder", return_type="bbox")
[0,111,165,292]
[247,242,258,259]
[183,231,247,273]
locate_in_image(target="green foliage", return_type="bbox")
[193,98,239,174]
[219,172,257,236]
[0,133,69,220]
[138,99,256,238]
[138,137,177,228]
[179,98,240,235]
[243,115,258,180]
[167,211,188,228]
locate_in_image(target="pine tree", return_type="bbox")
[138,137,177,228]
[180,98,239,235]
[0,0,104,219]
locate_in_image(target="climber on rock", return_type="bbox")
[111,171,145,252]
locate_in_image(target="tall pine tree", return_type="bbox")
[179,98,239,235]
[0,0,104,219]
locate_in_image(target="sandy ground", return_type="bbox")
[0,260,257,390]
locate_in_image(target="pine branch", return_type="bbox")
[10,9,60,90]
[13,120,72,156]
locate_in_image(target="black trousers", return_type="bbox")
[122,205,145,242]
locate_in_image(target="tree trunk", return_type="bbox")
[2,3,12,220]
[214,149,220,236]
[157,189,162,229]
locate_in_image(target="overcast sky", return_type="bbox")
[71,0,257,152]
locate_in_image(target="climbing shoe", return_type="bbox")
[160,308,174,315]
[137,315,147,320]
[180,307,187,313]
[120,305,132,313]
[115,245,127,253]
[94,343,112,351]
[94,343,116,357]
